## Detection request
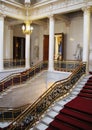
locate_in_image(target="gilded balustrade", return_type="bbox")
[4,59,25,69]
[0,60,79,94]
[0,61,85,125]
[8,62,86,130]
[0,104,29,122]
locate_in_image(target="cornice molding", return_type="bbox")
[82,6,91,12]
[1,0,24,8]
[0,0,92,21]
[0,13,6,18]
[29,0,92,20]
[0,1,25,20]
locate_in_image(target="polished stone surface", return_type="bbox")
[0,70,71,108]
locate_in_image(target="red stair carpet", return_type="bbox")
[46,76,92,130]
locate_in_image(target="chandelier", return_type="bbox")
[22,0,33,34]
[22,21,33,34]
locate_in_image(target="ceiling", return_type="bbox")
[14,0,37,5]
[5,10,83,27]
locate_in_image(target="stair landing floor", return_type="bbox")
[0,70,71,108]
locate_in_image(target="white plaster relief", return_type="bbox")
[0,0,92,21]
[31,0,87,20]
[0,2,24,18]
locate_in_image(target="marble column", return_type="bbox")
[82,7,91,73]
[0,16,4,71]
[48,15,55,71]
[25,34,30,68]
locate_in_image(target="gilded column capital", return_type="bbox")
[82,6,91,13]
[0,13,6,18]
[48,14,54,19]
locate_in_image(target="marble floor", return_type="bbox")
[0,70,71,108]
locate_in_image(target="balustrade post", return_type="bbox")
[20,75,21,84]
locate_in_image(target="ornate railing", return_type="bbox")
[0,104,29,121]
[0,61,84,124]
[54,60,79,72]
[0,61,48,93]
[0,61,79,94]
[4,59,25,69]
[7,62,86,130]
[0,61,47,122]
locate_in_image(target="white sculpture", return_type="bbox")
[74,44,82,60]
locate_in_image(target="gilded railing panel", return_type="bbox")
[0,61,85,124]
[4,59,25,69]
[0,60,79,94]
[8,62,86,130]
[0,104,30,122]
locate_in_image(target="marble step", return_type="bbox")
[51,104,63,113]
[46,110,58,119]
[33,122,48,130]
[41,116,53,125]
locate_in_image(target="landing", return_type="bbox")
[0,70,71,108]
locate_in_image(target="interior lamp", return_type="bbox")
[22,21,33,34]
[22,0,33,35]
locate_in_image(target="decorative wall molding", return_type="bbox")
[0,0,92,21]
[29,0,92,20]
[0,1,25,20]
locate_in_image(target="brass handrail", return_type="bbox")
[0,60,79,94]
[0,61,83,123]
[0,104,30,121]
[8,62,86,130]
[4,59,25,69]
[0,61,47,93]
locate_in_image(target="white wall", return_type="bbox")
[66,16,83,60]
[13,25,24,37]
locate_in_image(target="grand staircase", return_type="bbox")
[32,74,92,130]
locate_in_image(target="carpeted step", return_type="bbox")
[83,85,92,90]
[87,80,92,83]
[78,92,92,99]
[89,77,92,80]
[89,72,92,74]
[87,79,92,82]
[46,76,92,130]
[80,89,92,94]
[60,107,92,123]
[55,112,92,130]
[85,82,92,86]
[65,97,92,115]
[49,119,78,130]
[46,126,56,130]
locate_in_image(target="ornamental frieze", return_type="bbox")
[0,1,25,19]
[0,0,92,21]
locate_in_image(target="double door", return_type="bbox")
[13,37,25,60]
